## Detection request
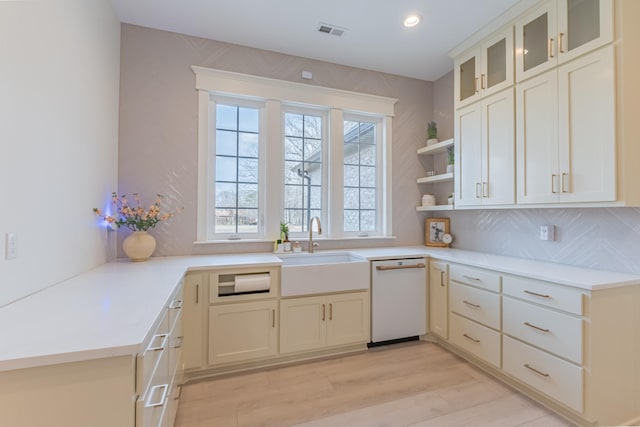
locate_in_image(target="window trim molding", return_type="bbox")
[194,66,397,242]
[192,66,397,117]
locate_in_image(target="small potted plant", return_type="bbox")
[280,221,291,252]
[446,145,454,173]
[426,121,438,146]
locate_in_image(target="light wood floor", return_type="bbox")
[175,341,575,427]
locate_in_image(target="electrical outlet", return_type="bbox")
[539,225,555,241]
[5,233,17,260]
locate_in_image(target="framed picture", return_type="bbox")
[425,217,450,247]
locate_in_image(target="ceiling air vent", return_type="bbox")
[317,23,347,37]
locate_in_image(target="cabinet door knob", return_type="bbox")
[475,77,480,93]
[481,74,486,90]
[482,182,489,198]
[561,173,569,193]
[475,182,481,198]
[548,38,555,58]
[559,32,565,53]
[551,174,558,194]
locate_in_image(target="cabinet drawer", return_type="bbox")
[503,336,583,413]
[137,309,170,396]
[503,275,586,315]
[136,345,171,427]
[450,313,501,368]
[167,281,184,328]
[450,282,501,330]
[503,297,583,364]
[168,308,183,377]
[449,264,501,293]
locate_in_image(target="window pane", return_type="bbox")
[215,208,236,233]
[215,182,236,208]
[216,156,237,182]
[344,165,359,187]
[344,210,358,232]
[216,104,237,130]
[238,132,258,157]
[239,107,259,132]
[360,210,376,232]
[360,144,376,166]
[238,183,258,208]
[343,119,378,234]
[216,130,237,156]
[344,187,359,209]
[284,111,324,233]
[360,166,376,187]
[285,113,303,137]
[304,115,322,138]
[238,158,258,182]
[284,137,303,161]
[360,188,376,209]
[214,102,261,236]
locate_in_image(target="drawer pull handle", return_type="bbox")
[329,303,333,320]
[524,290,551,299]
[376,263,425,271]
[145,383,169,408]
[322,304,326,321]
[440,271,445,287]
[463,300,481,308]
[272,309,276,328]
[462,275,481,282]
[524,322,550,333]
[147,333,168,352]
[195,284,199,304]
[169,299,183,309]
[463,333,480,343]
[524,363,550,378]
[172,336,183,349]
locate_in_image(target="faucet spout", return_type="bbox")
[308,216,322,253]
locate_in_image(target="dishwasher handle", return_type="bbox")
[376,263,425,271]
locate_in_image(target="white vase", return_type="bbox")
[122,231,156,262]
[446,164,454,173]
[426,138,439,146]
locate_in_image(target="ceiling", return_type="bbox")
[110,0,523,81]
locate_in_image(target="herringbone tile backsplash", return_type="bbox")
[447,208,640,274]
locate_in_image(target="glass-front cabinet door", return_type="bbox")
[557,0,613,63]
[482,28,514,97]
[455,25,513,109]
[515,1,557,82]
[455,49,480,107]
[516,0,614,82]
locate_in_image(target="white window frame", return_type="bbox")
[193,66,396,242]
[281,105,329,238]
[341,113,384,237]
[207,95,266,241]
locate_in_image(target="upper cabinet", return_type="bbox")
[455,26,514,108]
[515,0,613,82]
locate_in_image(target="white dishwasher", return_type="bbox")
[370,258,427,345]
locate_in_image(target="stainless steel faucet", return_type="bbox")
[308,216,322,253]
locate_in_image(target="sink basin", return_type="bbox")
[278,252,369,296]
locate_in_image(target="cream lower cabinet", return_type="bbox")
[182,272,204,370]
[0,280,184,427]
[208,300,278,366]
[280,291,369,354]
[517,45,615,204]
[428,260,448,339]
[433,258,640,426]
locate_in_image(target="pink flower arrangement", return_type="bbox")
[94,192,182,232]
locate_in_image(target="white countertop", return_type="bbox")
[1,247,638,373]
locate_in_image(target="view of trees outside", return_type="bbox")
[283,112,323,233]
[344,120,377,232]
[214,104,260,234]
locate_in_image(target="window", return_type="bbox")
[213,102,261,237]
[194,66,396,242]
[283,111,324,233]
[343,119,379,235]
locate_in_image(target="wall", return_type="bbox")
[0,0,121,307]
[432,71,640,275]
[119,24,433,256]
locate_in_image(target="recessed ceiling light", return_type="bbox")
[403,14,421,28]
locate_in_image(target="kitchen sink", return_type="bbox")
[277,252,369,296]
